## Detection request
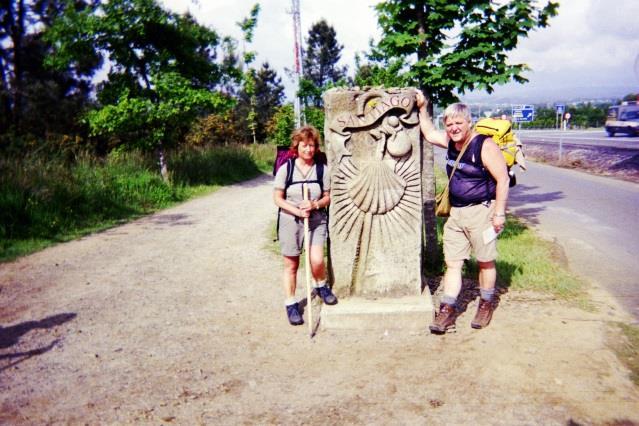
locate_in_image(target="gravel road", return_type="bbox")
[1,173,638,424]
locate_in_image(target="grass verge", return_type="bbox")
[609,322,639,386]
[1,143,277,262]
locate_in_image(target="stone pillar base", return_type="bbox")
[320,295,434,331]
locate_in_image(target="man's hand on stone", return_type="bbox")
[415,90,428,110]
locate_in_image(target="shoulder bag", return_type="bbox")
[435,139,472,217]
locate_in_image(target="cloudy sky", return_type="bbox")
[160,0,639,104]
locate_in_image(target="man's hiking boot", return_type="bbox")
[286,303,303,326]
[316,286,338,305]
[429,303,457,334]
[471,298,495,329]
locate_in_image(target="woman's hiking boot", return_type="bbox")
[471,299,495,329]
[429,303,457,334]
[286,303,303,326]
[316,286,338,305]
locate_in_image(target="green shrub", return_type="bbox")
[266,104,295,147]
[169,144,262,185]
[185,111,244,146]
[246,143,276,174]
[304,106,325,140]
[0,143,271,261]
[0,151,180,245]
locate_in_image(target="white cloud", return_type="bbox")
[587,0,639,38]
[510,0,639,76]
[159,0,379,97]
[160,0,639,103]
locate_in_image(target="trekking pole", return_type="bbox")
[302,183,313,338]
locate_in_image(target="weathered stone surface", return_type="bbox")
[323,88,433,302]
[320,296,434,331]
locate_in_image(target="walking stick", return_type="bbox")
[302,183,313,337]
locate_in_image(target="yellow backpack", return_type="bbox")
[474,118,526,169]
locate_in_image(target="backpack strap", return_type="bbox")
[474,134,498,200]
[472,135,488,168]
[283,157,296,197]
[316,162,324,195]
[284,159,325,196]
[276,158,296,242]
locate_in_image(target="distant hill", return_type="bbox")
[461,84,637,106]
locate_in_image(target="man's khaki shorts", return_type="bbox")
[443,202,497,262]
[278,211,327,257]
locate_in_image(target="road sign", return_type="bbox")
[564,112,571,120]
[556,104,565,114]
[512,104,535,122]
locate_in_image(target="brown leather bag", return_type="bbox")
[435,185,451,217]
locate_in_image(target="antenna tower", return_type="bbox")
[291,0,304,127]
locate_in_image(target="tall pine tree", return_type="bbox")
[236,62,284,143]
[301,19,347,107]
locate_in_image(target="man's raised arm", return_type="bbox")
[415,91,448,148]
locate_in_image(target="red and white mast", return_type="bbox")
[291,0,304,127]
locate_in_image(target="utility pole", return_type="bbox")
[290,0,304,127]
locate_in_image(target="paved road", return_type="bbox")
[518,129,639,150]
[434,146,639,321]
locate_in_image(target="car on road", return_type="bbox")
[605,102,639,137]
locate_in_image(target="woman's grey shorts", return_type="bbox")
[278,211,327,257]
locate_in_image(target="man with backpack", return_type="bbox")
[416,92,510,334]
[273,125,337,327]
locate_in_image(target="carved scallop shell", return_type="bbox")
[347,160,406,214]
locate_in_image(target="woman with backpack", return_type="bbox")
[273,125,337,326]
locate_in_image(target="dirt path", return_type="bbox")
[1,174,638,425]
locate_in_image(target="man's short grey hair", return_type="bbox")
[443,103,472,123]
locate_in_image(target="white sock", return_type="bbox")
[285,297,297,306]
[314,280,327,288]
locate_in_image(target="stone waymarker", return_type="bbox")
[323,88,431,303]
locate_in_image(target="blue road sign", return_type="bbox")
[556,104,565,114]
[512,104,535,122]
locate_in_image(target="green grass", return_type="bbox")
[493,216,587,301]
[611,322,639,386]
[0,143,278,262]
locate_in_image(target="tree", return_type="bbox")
[373,0,558,110]
[218,36,243,96]
[301,19,347,107]
[370,0,558,269]
[521,104,609,129]
[0,0,96,139]
[236,3,260,144]
[253,62,285,140]
[353,53,408,88]
[46,0,233,180]
[235,63,285,143]
[266,103,295,146]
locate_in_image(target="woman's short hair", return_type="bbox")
[443,103,472,123]
[290,125,321,155]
